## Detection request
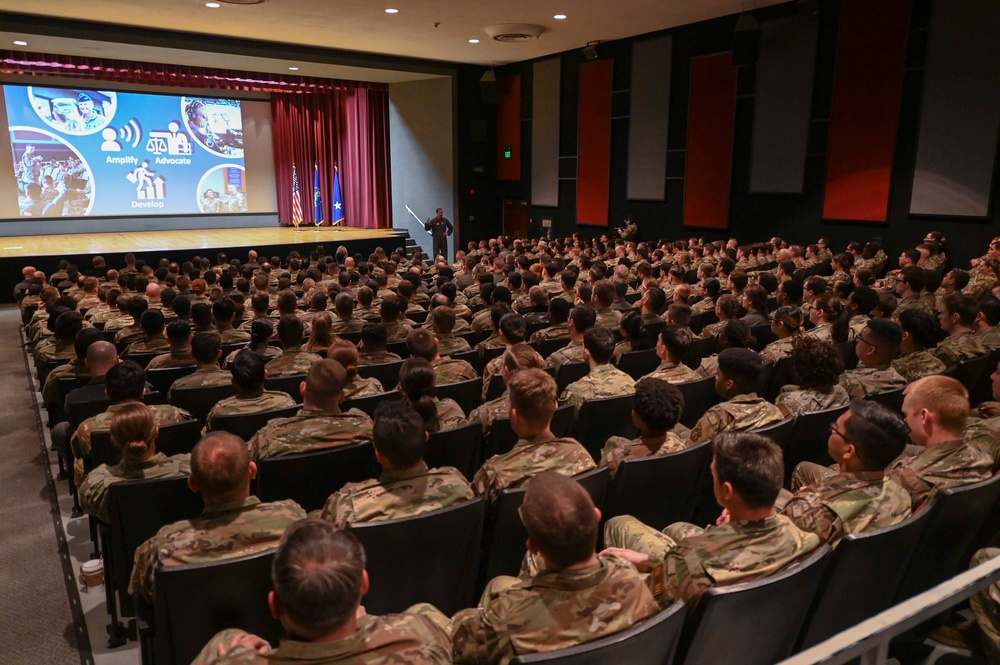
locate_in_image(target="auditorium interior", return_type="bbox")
[3,0,1000,663]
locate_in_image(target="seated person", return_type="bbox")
[686,348,784,446]
[779,400,912,546]
[838,319,907,399]
[546,305,595,372]
[129,431,306,604]
[79,403,191,523]
[558,326,636,415]
[451,471,658,663]
[696,319,755,379]
[328,340,383,399]
[379,296,413,342]
[42,326,101,413]
[265,316,323,377]
[934,293,988,368]
[775,336,850,417]
[191,519,452,665]
[892,309,947,382]
[123,309,170,357]
[168,332,232,400]
[406,327,476,386]
[529,297,572,344]
[331,292,365,334]
[357,322,402,366]
[482,312,529,400]
[472,368,594,504]
[223,319,281,368]
[206,349,296,431]
[613,310,654,363]
[468,343,547,435]
[212,297,251,344]
[145,319,196,369]
[761,305,804,365]
[397,357,466,432]
[603,432,820,607]
[318,399,472,528]
[601,377,686,477]
[643,324,701,384]
[429,305,472,357]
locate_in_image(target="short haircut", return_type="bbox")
[941,293,978,327]
[903,375,970,433]
[898,266,926,293]
[191,302,213,326]
[54,310,85,341]
[897,309,940,350]
[548,298,571,323]
[718,319,753,349]
[569,304,597,333]
[779,280,803,304]
[229,348,266,390]
[277,316,305,347]
[713,432,783,509]
[73,327,104,359]
[192,331,222,364]
[717,347,764,394]
[165,318,191,342]
[644,287,666,312]
[360,323,387,349]
[865,318,903,356]
[842,400,910,470]
[509,368,557,428]
[105,361,146,402]
[791,336,843,390]
[593,279,615,307]
[949,269,970,290]
[659,324,692,359]
[191,431,251,502]
[379,296,400,321]
[583,326,616,364]
[272,519,365,636]
[850,286,878,316]
[212,297,236,322]
[632,378,684,434]
[305,359,349,403]
[499,312,527,344]
[140,308,166,336]
[371,399,425,468]
[980,299,1000,327]
[405,327,437,361]
[430,306,456,334]
[127,295,149,319]
[520,471,597,568]
[666,303,692,328]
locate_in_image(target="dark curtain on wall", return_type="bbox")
[270,89,391,229]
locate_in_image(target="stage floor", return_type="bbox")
[0,226,404,259]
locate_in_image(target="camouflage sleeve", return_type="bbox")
[887,465,930,509]
[471,464,496,504]
[317,490,352,529]
[932,346,959,369]
[189,628,268,665]
[838,376,865,401]
[686,407,728,447]
[405,602,452,635]
[128,537,157,604]
[79,468,112,523]
[780,494,839,544]
[42,371,62,408]
[662,546,712,606]
[600,437,632,477]
[451,606,504,665]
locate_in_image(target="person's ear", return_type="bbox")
[248,460,258,481]
[299,381,306,397]
[360,569,370,597]
[268,590,281,620]
[187,475,198,493]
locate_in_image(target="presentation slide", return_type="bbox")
[3,84,255,218]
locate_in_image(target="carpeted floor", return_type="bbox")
[0,305,88,665]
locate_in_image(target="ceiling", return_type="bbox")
[0,0,789,82]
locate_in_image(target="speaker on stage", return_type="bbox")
[732,13,761,66]
[480,70,497,104]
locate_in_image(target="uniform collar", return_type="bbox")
[201,495,261,518]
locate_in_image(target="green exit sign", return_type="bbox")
[504,146,512,159]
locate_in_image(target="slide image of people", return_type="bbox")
[197,164,247,214]
[11,127,94,217]
[182,97,244,158]
[27,87,116,136]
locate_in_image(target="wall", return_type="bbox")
[388,76,456,259]
[456,0,1000,265]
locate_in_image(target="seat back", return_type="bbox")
[689,311,718,336]
[798,507,932,649]
[512,600,687,665]
[677,545,832,665]
[762,356,796,402]
[675,376,720,429]
[749,417,794,452]
[538,336,571,359]
[153,549,281,665]
[484,403,576,464]
[484,467,610,581]
[209,405,301,441]
[681,336,719,369]
[838,340,859,370]
[125,351,161,369]
[386,340,410,359]
[953,353,992,394]
[357,360,404,392]
[555,362,589,393]
[617,348,660,381]
[484,373,508,401]
[571,394,638,461]
[970,348,1000,405]
[341,391,401,418]
[154,419,205,457]
[785,405,848,485]
[169,384,238,425]
[604,440,713,531]
[450,348,481,373]
[864,386,905,413]
[38,358,69,385]
[425,421,483,480]
[437,376,483,415]
[145,366,196,395]
[894,473,1000,603]
[263,373,307,403]
[255,441,378,511]
[751,324,778,351]
[348,499,485,616]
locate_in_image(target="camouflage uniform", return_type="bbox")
[559,364,636,414]
[887,438,993,509]
[224,345,282,368]
[383,321,413,342]
[206,389,297,431]
[265,347,323,376]
[124,336,170,356]
[604,514,820,607]
[80,453,191,523]
[642,361,701,385]
[343,375,383,399]
[430,356,477,385]
[477,333,506,351]
[973,326,1000,351]
[248,407,374,460]
[436,334,472,357]
[145,348,197,370]
[468,391,509,433]
[806,323,834,343]
[434,398,467,431]
[332,316,366,334]
[318,461,473,528]
[891,350,947,382]
[686,394,784,447]
[34,338,75,367]
[970,548,1000,662]
[600,432,686,478]
[358,350,403,366]
[41,358,88,409]
[838,364,907,400]
[893,295,932,318]
[191,607,453,665]
[775,385,850,417]
[547,341,585,373]
[129,496,305,604]
[700,320,726,339]
[778,470,911,546]
[452,553,657,664]
[594,307,622,330]
[472,433,596,505]
[964,269,998,299]
[932,332,988,368]
[696,354,720,379]
[848,316,870,340]
[218,328,251,344]
[482,353,507,400]
[528,323,569,344]
[237,315,271,332]
[167,365,232,401]
[965,415,1000,470]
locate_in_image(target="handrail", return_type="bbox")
[778,553,1000,665]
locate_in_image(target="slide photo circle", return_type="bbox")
[197,164,247,214]
[27,87,117,136]
[180,97,244,159]
[11,125,96,217]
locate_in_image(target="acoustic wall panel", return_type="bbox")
[822,0,910,222]
[910,0,1000,217]
[531,59,561,207]
[627,35,672,201]
[496,74,521,181]
[749,14,818,194]
[576,59,613,226]
[683,53,737,229]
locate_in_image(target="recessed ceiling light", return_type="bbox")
[385,8,398,13]
[13,40,27,46]
[469,39,480,44]
[288,66,299,71]
[205,2,221,7]
[554,14,567,20]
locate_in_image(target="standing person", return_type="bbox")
[425,208,453,262]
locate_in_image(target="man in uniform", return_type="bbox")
[424,208,453,262]
[113,296,150,345]
[146,319,196,370]
[35,309,84,370]
[122,309,170,359]
[642,325,702,384]
[42,327,101,414]
[378,297,413,343]
[892,309,947,382]
[129,431,306,604]
[472,368,595,505]
[213,297,251,344]
[206,349,296,431]
[600,378,686,478]
[468,343,547,435]
[428,305,472,357]
[265,316,323,376]
[451,471,658,663]
[405,327,476,388]
[480,312,528,399]
[318,399,472,528]
[603,432,820,608]
[779,400,912,546]
[191,519,452,665]
[839,319,908,399]
[685,348,784,447]
[546,305,595,373]
[934,293,988,368]
[357,323,403,366]
[331,292,365,334]
[528,298,571,344]
[247,359,373,460]
[559,327,635,416]
[591,279,623,330]
[167,332,231,400]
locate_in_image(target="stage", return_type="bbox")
[0,225,413,302]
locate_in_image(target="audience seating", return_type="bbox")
[254,440,379,511]
[951,352,993,395]
[437,376,483,415]
[484,373,507,401]
[386,340,409,359]
[674,376,719,429]
[348,499,485,616]
[168,384,238,425]
[536,337,571,358]
[425,421,483,480]
[761,356,795,402]
[970,348,1000,405]
[750,324,778,351]
[554,361,589,393]
[450,348,482,373]
[145,366,196,395]
[571,394,638,461]
[341,390,400,417]
[263,373,306,403]
[37,358,68,385]
[838,340,859,370]
[864,386,905,413]
[617,348,660,380]
[749,417,794,452]
[218,342,245,360]
[208,404,301,441]
[783,405,847,486]
[124,351,161,369]
[689,311,718,336]
[482,403,576,463]
[511,599,687,665]
[357,359,403,391]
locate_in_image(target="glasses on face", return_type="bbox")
[856,336,875,349]
[828,422,851,443]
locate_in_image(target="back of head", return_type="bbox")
[405,327,437,361]
[229,349,266,390]
[718,319,753,349]
[850,286,878,316]
[360,323,387,350]
[570,304,597,333]
[191,431,251,503]
[712,432,783,509]
[305,359,349,408]
[520,471,597,568]
[277,316,305,347]
[140,308,165,335]
[718,348,764,394]
[509,368,557,429]
[110,402,157,459]
[105,361,146,403]
[398,357,439,432]
[250,319,274,347]
[127,295,149,320]
[583,326,615,364]
[327,340,360,379]
[843,400,910,470]
[791,336,843,390]
[55,310,85,341]
[865,318,903,357]
[659,324,692,359]
[548,298,571,323]
[191,302,213,327]
[372,399,425,468]
[633,378,684,434]
[212,296,236,322]
[192,331,222,364]
[74,327,104,359]
[942,292,979,327]
[666,303,692,328]
[897,309,940,350]
[904,375,969,433]
[499,312,527,344]
[502,342,547,372]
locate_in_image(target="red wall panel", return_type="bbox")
[822,0,910,222]
[576,59,613,226]
[684,53,738,229]
[496,74,521,181]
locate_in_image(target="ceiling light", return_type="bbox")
[469,39,480,44]
[288,66,299,71]
[205,2,221,7]
[13,40,27,46]
[554,14,567,20]
[385,8,398,13]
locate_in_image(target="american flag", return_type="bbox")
[291,162,304,226]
